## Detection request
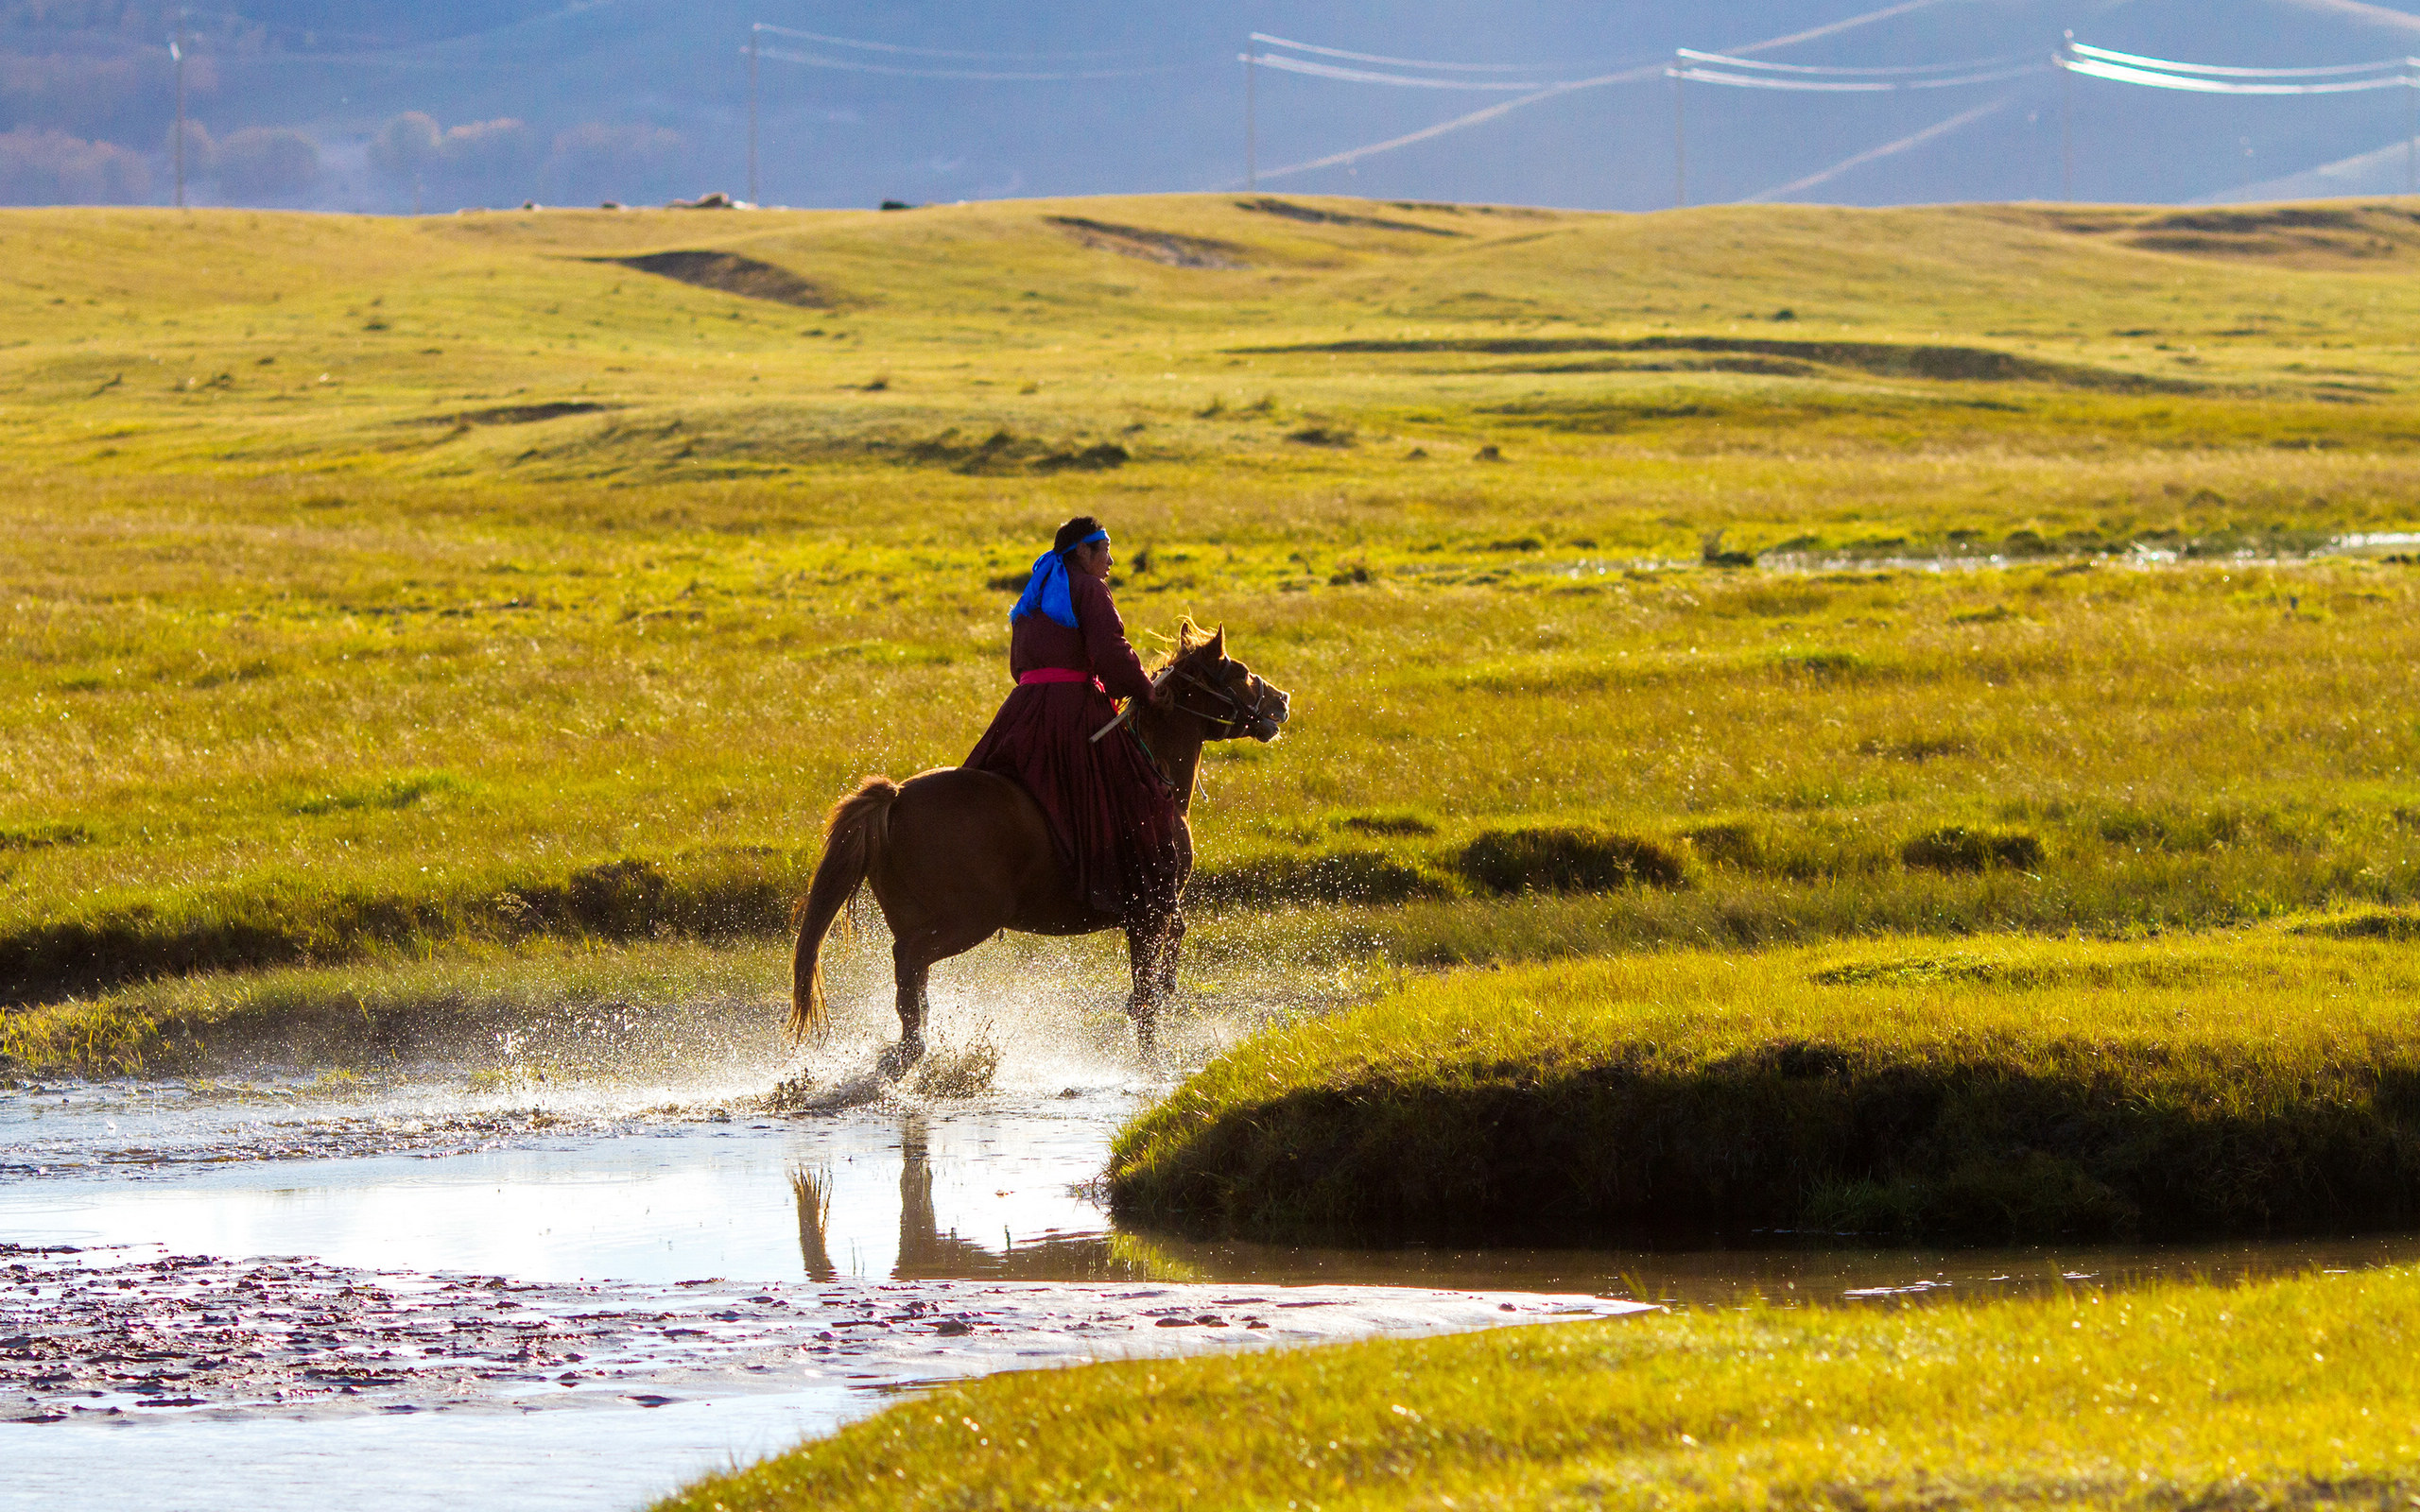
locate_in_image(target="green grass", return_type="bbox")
[0,904,1397,1077]
[0,936,795,1077]
[1109,924,2420,1244]
[7,197,2420,1008]
[20,196,2420,1505]
[657,1262,2420,1511]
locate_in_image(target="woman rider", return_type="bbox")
[963,516,1184,922]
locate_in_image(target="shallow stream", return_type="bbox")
[8,1041,2418,1512]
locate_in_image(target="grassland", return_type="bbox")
[1109,923,2420,1245]
[5,195,2420,1053]
[660,1261,2420,1512]
[13,197,2420,1506]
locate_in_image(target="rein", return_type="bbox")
[1167,666,1261,738]
[1086,658,1268,800]
[1088,658,1267,747]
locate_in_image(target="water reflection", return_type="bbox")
[790,1166,837,1282]
[783,1111,2420,1306]
[1110,1230,2420,1309]
[10,1087,2420,1309]
[795,1113,1165,1283]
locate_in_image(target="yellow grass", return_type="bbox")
[658,1261,2420,1511]
[4,196,2418,1012]
[1110,922,2420,1243]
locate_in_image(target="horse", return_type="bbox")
[787,622,1290,1065]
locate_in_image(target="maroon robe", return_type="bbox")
[963,570,1184,919]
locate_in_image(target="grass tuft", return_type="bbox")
[2295,906,2420,941]
[1460,826,1690,894]
[0,850,807,1003]
[1108,931,2420,1244]
[1335,810,1437,837]
[1899,826,2046,873]
[1188,850,1451,910]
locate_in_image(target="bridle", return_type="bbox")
[1157,659,1280,740]
[1099,654,1283,803]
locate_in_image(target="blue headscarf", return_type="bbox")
[1010,528,1109,627]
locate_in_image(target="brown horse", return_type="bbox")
[788,623,1289,1064]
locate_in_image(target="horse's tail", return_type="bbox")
[789,777,900,1041]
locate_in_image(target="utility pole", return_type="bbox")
[748,23,760,206]
[1671,66,1685,209]
[171,8,186,209]
[2407,60,2416,198]
[1245,49,1256,191]
[2060,32,2073,201]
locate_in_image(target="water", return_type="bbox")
[7,1068,2416,1512]
[0,1074,1644,1512]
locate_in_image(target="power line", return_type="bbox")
[744,13,2420,210]
[1677,47,2034,77]
[1672,58,2044,91]
[754,45,1183,83]
[751,23,1146,62]
[1746,93,2017,200]
[1737,0,1959,58]
[1245,0,1962,187]
[2071,40,2410,80]
[1247,32,1560,73]
[1246,52,1256,190]
[2061,40,2416,94]
[1252,65,1664,186]
[1666,44,2038,205]
[171,9,185,211]
[2055,36,2420,200]
[1241,52,1586,92]
[198,0,621,67]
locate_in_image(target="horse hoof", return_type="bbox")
[876,1039,925,1079]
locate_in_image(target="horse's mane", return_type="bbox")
[1149,617,1223,677]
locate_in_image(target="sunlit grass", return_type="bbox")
[658,1261,2420,1512]
[0,936,793,1076]
[5,197,2420,1002]
[1111,923,2420,1243]
[17,196,2420,1505]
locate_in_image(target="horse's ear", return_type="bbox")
[1176,616,1205,654]
[1208,625,1226,658]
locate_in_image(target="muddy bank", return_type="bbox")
[2,1243,1637,1426]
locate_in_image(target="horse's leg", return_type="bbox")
[1123,923,1156,1061]
[883,918,997,1075]
[1154,910,1185,1001]
[889,936,931,1069]
[864,768,1038,1074]
[1125,913,1175,1063]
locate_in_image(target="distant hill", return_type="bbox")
[6,0,2420,212]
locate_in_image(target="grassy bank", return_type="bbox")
[1110,923,2420,1245]
[8,197,2420,1006]
[0,902,1385,1076]
[0,936,803,1077]
[659,1262,2420,1511]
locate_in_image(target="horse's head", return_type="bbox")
[1162,621,1289,743]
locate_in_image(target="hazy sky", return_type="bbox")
[6,1,2420,209]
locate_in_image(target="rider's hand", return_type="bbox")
[1149,679,1175,711]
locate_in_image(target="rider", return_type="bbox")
[963,516,1184,921]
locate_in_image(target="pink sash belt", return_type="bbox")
[1019,667,1103,691]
